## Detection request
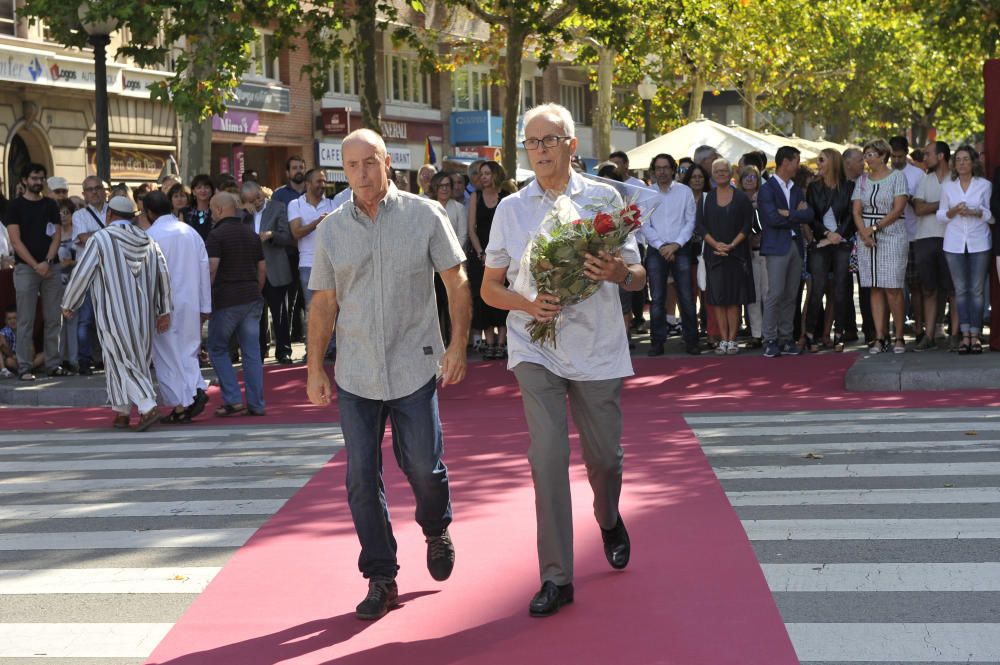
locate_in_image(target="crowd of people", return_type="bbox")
[595,136,996,357]
[0,130,996,426]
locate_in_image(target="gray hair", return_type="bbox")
[240,180,262,198]
[693,145,720,165]
[523,103,576,138]
[842,147,863,161]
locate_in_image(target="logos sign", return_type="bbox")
[231,81,291,114]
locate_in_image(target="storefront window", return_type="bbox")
[520,77,535,115]
[0,0,14,36]
[329,57,357,97]
[560,84,586,124]
[248,31,280,82]
[386,54,430,106]
[452,66,490,111]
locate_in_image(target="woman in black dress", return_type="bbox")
[697,159,755,355]
[467,160,510,359]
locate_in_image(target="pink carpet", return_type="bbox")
[7,355,1000,663]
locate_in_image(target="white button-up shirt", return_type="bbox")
[485,171,641,381]
[288,195,336,268]
[71,204,108,246]
[639,180,695,249]
[936,176,994,254]
[253,201,266,234]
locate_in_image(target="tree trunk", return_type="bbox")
[592,46,615,161]
[687,71,706,122]
[500,27,525,179]
[355,8,381,133]
[742,85,757,130]
[792,111,806,137]
[180,117,212,183]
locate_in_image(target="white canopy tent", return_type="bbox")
[626,117,789,168]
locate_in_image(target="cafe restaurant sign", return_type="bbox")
[87,146,173,180]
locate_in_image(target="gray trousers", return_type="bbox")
[512,362,624,586]
[762,249,802,344]
[13,263,63,374]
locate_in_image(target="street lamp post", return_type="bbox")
[637,75,657,143]
[78,3,117,185]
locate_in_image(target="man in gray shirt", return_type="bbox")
[306,128,471,621]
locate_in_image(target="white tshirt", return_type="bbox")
[485,171,640,381]
[913,172,948,240]
[900,163,925,241]
[288,195,336,268]
[71,204,108,246]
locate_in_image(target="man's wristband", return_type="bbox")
[619,269,634,288]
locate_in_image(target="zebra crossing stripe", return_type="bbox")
[0,454,334,472]
[761,562,1000,592]
[715,462,1000,479]
[0,476,313,493]
[785,622,1000,662]
[0,528,256,550]
[0,499,287,520]
[0,567,222,594]
[0,623,174,658]
[727,487,1000,506]
[743,518,1000,540]
[684,409,1000,425]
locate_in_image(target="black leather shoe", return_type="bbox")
[529,580,574,617]
[187,388,209,420]
[647,342,665,357]
[356,577,399,620]
[685,343,701,356]
[601,515,630,570]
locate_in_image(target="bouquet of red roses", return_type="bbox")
[519,194,644,347]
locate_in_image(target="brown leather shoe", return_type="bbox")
[112,414,130,429]
[134,409,159,432]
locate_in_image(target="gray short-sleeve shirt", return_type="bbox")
[309,182,465,400]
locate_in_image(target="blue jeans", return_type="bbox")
[646,250,697,345]
[299,266,336,354]
[207,300,264,410]
[337,377,452,580]
[76,292,96,365]
[945,249,990,334]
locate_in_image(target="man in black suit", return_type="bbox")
[241,181,294,363]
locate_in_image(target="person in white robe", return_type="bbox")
[62,196,171,432]
[144,192,212,422]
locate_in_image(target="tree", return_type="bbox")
[460,1,579,177]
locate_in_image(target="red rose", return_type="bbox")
[625,204,642,228]
[594,211,615,234]
[572,219,583,226]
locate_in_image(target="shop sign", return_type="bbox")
[87,146,173,181]
[316,141,343,168]
[0,53,42,83]
[120,69,163,95]
[382,120,407,140]
[45,60,116,89]
[322,108,350,136]
[387,146,411,171]
[449,111,503,147]
[231,81,291,114]
[212,110,260,135]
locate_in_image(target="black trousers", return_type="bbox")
[261,279,291,359]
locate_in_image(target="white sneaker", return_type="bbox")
[714,342,726,355]
[726,340,739,355]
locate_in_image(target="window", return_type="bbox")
[452,66,490,111]
[328,56,357,96]
[520,77,535,114]
[248,31,279,81]
[0,0,14,36]
[386,54,431,105]
[560,84,586,123]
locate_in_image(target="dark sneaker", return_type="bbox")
[647,342,665,357]
[601,515,630,570]
[780,342,802,356]
[425,528,455,581]
[762,340,780,358]
[355,577,398,620]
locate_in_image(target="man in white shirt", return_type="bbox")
[481,103,646,618]
[890,135,929,342]
[912,141,958,350]
[608,150,647,189]
[71,175,109,375]
[144,192,212,422]
[640,153,699,355]
[289,169,336,358]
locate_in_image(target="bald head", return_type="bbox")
[343,128,388,160]
[209,191,240,219]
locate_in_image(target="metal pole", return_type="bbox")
[643,98,653,143]
[90,33,111,184]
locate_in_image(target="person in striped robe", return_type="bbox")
[61,196,172,432]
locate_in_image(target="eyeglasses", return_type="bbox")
[742,174,758,180]
[522,135,571,150]
[863,151,881,159]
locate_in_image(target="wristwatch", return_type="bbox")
[620,270,634,288]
